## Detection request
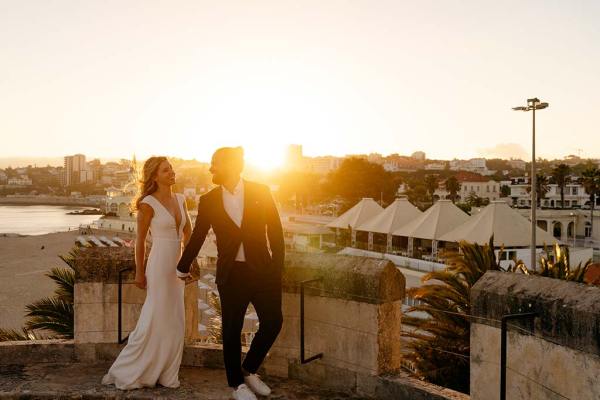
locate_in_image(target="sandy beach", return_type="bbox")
[0,230,84,330]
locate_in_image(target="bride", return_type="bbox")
[102,156,192,390]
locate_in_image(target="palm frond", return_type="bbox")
[0,327,44,341]
[46,267,75,303]
[24,297,73,338]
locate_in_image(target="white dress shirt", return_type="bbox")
[222,178,246,261]
[176,179,247,279]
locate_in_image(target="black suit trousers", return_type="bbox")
[217,261,283,388]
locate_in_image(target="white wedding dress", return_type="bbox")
[102,192,188,390]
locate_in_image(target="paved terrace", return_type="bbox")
[0,362,363,400]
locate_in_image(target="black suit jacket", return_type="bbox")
[176,180,285,286]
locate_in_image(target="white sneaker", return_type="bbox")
[244,373,271,396]
[232,383,257,400]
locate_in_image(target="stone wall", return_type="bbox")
[55,247,466,399]
[265,252,448,398]
[471,271,600,400]
[71,247,200,344]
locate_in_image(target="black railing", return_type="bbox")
[118,267,133,344]
[500,312,538,400]
[300,278,324,364]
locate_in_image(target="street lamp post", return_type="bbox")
[513,98,549,271]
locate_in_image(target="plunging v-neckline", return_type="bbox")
[150,194,182,234]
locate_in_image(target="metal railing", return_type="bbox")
[117,267,133,344]
[300,278,324,364]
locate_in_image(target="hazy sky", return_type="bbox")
[1,1,599,168]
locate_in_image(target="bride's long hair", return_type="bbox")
[131,156,168,212]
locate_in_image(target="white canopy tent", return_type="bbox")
[357,197,422,234]
[355,197,423,252]
[327,198,384,248]
[439,200,560,247]
[392,200,470,259]
[393,200,469,240]
[326,198,384,229]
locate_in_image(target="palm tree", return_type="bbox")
[582,166,600,239]
[552,164,571,209]
[526,174,550,207]
[444,176,461,204]
[402,238,591,393]
[424,175,439,205]
[0,252,76,341]
[402,238,501,393]
[465,192,483,207]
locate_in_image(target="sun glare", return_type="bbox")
[244,145,286,171]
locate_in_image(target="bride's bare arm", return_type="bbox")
[135,203,153,289]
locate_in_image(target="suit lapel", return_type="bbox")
[241,179,251,229]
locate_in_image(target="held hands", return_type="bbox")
[134,273,147,289]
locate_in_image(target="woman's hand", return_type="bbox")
[134,273,147,289]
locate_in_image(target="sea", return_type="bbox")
[0,204,100,235]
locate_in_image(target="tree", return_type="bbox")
[424,175,439,205]
[405,179,429,207]
[552,164,571,209]
[582,166,600,238]
[325,158,398,205]
[276,171,324,212]
[402,238,592,393]
[526,174,549,207]
[465,192,483,207]
[444,176,461,203]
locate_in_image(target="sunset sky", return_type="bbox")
[2,1,600,169]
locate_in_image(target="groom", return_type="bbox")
[176,147,284,400]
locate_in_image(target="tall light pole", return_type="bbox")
[513,98,549,270]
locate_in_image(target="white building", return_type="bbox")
[7,175,33,186]
[460,180,500,201]
[449,158,494,175]
[510,177,591,209]
[306,156,343,175]
[424,162,445,171]
[63,154,92,186]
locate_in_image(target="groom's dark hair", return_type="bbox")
[213,146,244,174]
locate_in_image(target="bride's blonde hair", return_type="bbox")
[131,156,168,212]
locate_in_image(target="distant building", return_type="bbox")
[459,180,500,201]
[0,170,7,184]
[8,175,33,186]
[366,153,385,164]
[449,158,493,175]
[284,144,304,171]
[63,154,92,186]
[509,176,593,208]
[435,174,500,202]
[424,162,445,171]
[411,151,426,161]
[508,159,527,170]
[306,156,343,175]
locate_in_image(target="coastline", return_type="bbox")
[0,199,102,208]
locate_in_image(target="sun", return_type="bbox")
[244,145,285,172]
